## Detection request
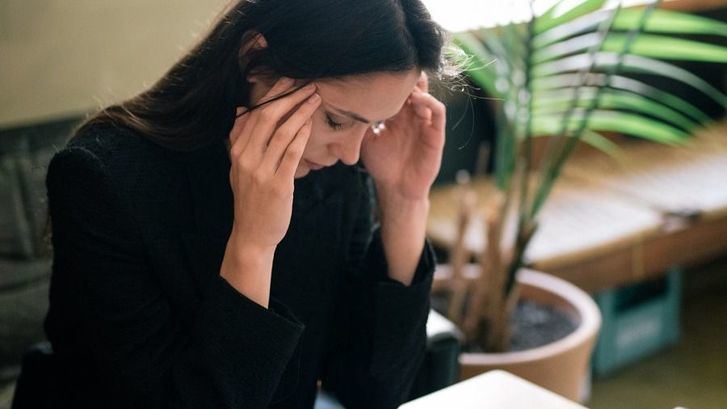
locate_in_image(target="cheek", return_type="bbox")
[303,115,369,157]
[308,117,337,146]
[299,118,331,158]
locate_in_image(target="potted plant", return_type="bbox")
[438,0,727,401]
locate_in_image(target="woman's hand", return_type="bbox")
[360,72,446,201]
[359,72,446,286]
[228,78,320,248]
[221,77,320,307]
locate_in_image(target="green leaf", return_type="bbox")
[532,110,689,144]
[531,73,713,124]
[495,117,517,190]
[613,8,727,37]
[534,8,727,49]
[452,33,500,98]
[532,129,623,158]
[535,0,607,35]
[533,52,727,107]
[579,129,623,157]
[533,32,602,64]
[478,27,518,77]
[534,8,611,49]
[532,88,700,131]
[534,33,727,65]
[602,34,727,63]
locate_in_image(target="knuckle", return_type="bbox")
[230,145,243,158]
[252,170,268,185]
[286,146,303,159]
[238,156,254,172]
[266,139,284,154]
[276,126,295,141]
[258,108,276,122]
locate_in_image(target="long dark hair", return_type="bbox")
[77,0,448,151]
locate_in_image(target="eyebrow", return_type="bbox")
[327,104,371,124]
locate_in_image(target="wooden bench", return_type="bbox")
[427,122,727,293]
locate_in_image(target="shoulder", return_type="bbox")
[60,121,170,175]
[47,121,181,196]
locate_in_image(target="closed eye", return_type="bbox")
[325,113,344,131]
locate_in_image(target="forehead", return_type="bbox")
[314,70,420,121]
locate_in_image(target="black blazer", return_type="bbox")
[43,122,436,409]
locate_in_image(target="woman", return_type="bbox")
[44,1,448,408]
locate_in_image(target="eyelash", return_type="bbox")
[325,113,344,131]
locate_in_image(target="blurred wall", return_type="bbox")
[0,0,228,128]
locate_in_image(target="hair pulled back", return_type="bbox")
[80,0,447,151]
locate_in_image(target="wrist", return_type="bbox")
[375,182,431,206]
[227,231,276,275]
[377,191,430,226]
[221,228,277,308]
[229,226,277,256]
[376,193,429,287]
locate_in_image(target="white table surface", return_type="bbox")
[400,370,588,409]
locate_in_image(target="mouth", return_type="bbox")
[304,159,326,170]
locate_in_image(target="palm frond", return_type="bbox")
[533,33,727,64]
[532,73,715,124]
[533,53,727,105]
[534,8,727,48]
[532,88,701,131]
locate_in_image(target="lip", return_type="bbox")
[304,159,325,170]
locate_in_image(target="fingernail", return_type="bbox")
[307,93,320,104]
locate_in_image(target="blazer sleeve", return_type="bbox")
[46,146,304,408]
[320,171,436,409]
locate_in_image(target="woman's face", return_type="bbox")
[249,70,421,178]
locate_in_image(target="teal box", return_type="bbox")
[591,267,682,378]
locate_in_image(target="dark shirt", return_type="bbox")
[44,122,435,409]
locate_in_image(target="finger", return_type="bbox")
[261,93,321,173]
[414,105,432,121]
[261,76,297,104]
[245,83,318,155]
[229,107,249,148]
[276,119,312,180]
[416,71,429,93]
[233,77,296,155]
[410,91,446,131]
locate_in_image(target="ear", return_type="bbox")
[241,33,273,86]
[241,31,268,55]
[251,33,268,49]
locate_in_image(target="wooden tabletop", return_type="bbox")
[400,370,587,409]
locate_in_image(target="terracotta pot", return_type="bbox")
[456,268,601,403]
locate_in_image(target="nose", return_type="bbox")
[330,129,366,166]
